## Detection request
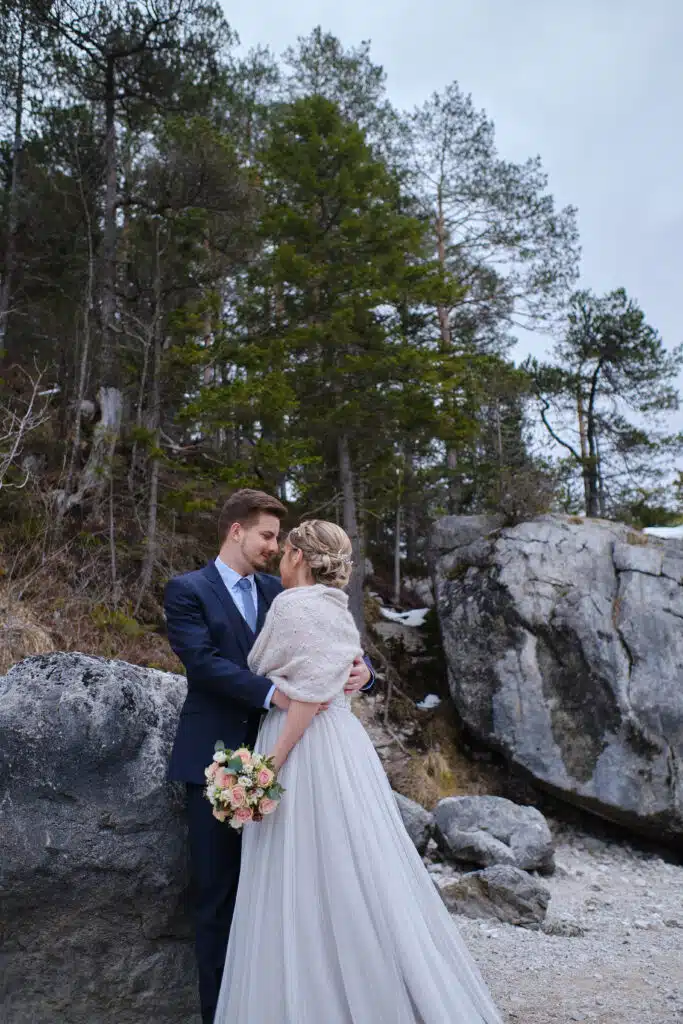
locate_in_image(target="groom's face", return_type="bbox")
[239,513,282,572]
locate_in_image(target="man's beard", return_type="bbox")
[243,544,273,573]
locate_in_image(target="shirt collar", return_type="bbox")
[215,556,255,590]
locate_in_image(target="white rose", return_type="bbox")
[254,788,264,800]
[213,750,227,763]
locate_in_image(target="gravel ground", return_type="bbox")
[429,824,683,1024]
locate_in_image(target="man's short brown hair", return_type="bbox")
[218,488,287,545]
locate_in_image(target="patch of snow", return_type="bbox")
[643,525,683,539]
[379,607,429,628]
[416,694,441,710]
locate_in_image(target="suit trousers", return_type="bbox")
[186,782,242,1024]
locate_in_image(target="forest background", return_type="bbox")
[1,0,682,668]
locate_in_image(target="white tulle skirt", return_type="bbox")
[214,695,504,1024]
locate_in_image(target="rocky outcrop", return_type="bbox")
[394,792,434,854]
[439,864,550,929]
[434,795,555,874]
[402,576,435,608]
[432,514,683,843]
[0,652,199,1024]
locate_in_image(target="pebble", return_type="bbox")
[434,820,683,1023]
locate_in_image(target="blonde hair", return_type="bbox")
[287,520,353,589]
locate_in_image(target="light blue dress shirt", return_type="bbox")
[214,557,275,710]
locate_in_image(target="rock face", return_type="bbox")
[434,795,555,874]
[439,864,550,929]
[402,576,435,608]
[432,514,683,843]
[0,652,200,1024]
[373,617,425,655]
[394,792,434,854]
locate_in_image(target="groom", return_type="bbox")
[164,489,373,1024]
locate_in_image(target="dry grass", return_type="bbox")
[0,599,56,675]
[626,529,649,547]
[385,704,505,809]
[0,570,183,677]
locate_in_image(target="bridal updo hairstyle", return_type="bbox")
[287,520,353,589]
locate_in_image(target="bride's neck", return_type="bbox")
[285,566,316,589]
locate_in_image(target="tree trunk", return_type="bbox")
[435,191,451,349]
[101,56,118,389]
[585,415,600,518]
[596,434,607,518]
[0,8,26,353]
[59,387,124,516]
[436,188,462,512]
[136,226,164,612]
[576,390,594,514]
[393,501,402,606]
[338,433,365,633]
[59,143,96,515]
[63,57,123,513]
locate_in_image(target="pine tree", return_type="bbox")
[210,96,459,628]
[528,288,683,517]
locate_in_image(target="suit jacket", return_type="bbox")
[164,561,283,783]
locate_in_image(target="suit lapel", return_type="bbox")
[201,562,252,657]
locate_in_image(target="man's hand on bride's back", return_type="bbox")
[344,656,371,694]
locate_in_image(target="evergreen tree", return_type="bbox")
[195,96,462,627]
[36,0,233,511]
[528,288,683,517]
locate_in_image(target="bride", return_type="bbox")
[214,519,504,1023]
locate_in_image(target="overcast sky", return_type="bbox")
[225,1,683,384]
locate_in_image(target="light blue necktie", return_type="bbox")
[236,577,257,633]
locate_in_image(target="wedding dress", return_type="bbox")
[214,584,504,1024]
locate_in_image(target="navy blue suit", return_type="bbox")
[165,562,283,784]
[165,561,373,1024]
[165,562,283,1024]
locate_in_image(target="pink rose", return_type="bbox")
[212,808,228,822]
[229,785,246,808]
[257,767,274,788]
[217,769,235,789]
[233,806,253,825]
[258,796,279,816]
[233,748,252,765]
[205,762,220,780]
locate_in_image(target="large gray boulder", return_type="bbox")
[394,792,434,854]
[434,795,555,874]
[0,652,200,1024]
[439,864,550,929]
[432,514,683,843]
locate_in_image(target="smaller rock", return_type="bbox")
[439,864,550,929]
[434,795,555,874]
[394,792,434,854]
[542,916,586,938]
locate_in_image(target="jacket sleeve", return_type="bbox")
[361,654,376,692]
[164,577,272,709]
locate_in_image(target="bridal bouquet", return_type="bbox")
[204,742,284,829]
